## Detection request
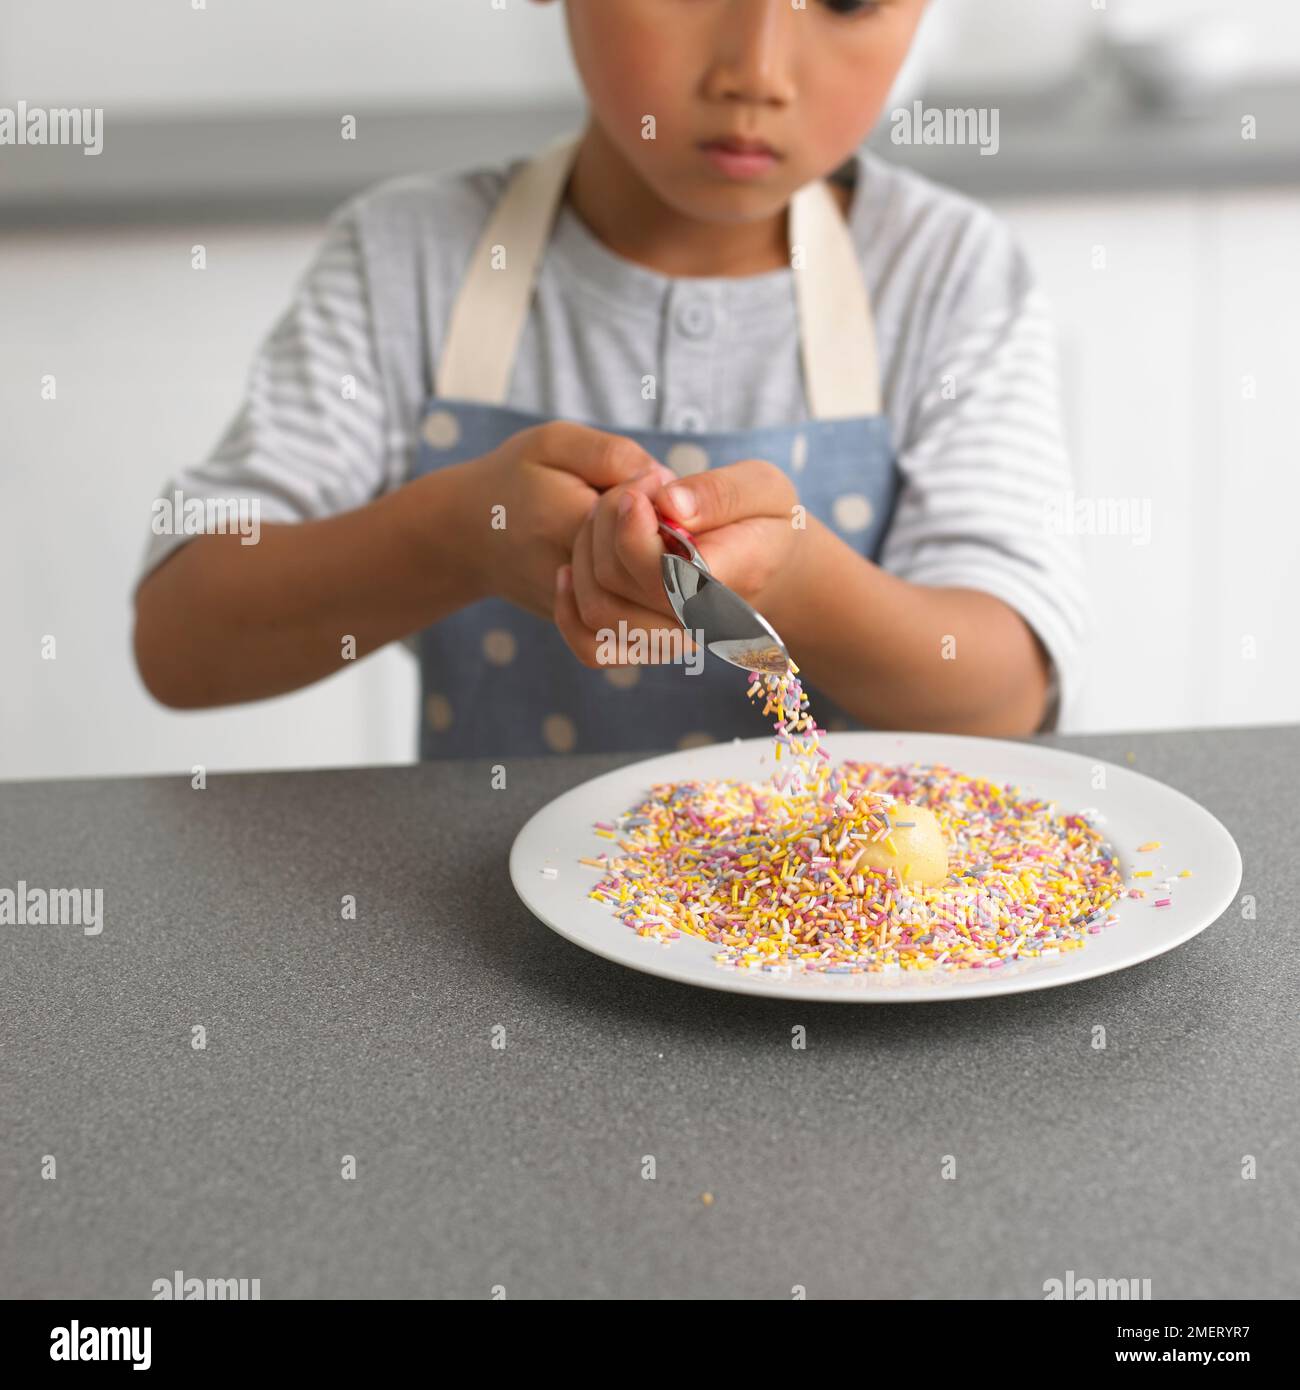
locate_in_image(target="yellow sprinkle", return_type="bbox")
[1137,841,1161,852]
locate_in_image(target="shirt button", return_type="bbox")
[674,406,708,432]
[676,301,715,339]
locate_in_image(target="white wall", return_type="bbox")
[0,222,418,782]
[0,0,579,113]
[922,0,1300,91]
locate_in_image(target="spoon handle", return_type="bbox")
[657,516,710,575]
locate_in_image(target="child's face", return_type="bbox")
[553,0,928,223]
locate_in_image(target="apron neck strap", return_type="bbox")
[790,174,882,419]
[434,134,881,419]
[434,135,579,407]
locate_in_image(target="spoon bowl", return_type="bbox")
[658,517,790,676]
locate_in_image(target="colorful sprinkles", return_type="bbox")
[583,663,1136,975]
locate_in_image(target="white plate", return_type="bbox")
[508,732,1242,1002]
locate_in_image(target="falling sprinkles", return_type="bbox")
[585,664,1129,975]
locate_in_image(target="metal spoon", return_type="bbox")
[658,516,790,676]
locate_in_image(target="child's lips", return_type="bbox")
[698,137,781,180]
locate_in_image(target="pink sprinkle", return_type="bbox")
[1154,898,1171,907]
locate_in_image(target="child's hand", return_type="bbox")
[463,422,661,621]
[554,459,800,667]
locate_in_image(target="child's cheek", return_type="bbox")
[596,64,683,151]
[803,71,896,170]
[568,9,686,143]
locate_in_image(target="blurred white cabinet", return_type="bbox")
[994,187,1300,732]
[1207,191,1300,726]
[0,223,419,782]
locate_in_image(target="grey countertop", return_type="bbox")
[2,723,1297,1300]
[3,79,1297,229]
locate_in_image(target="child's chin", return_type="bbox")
[670,170,795,224]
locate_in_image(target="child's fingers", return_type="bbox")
[553,564,599,666]
[686,516,794,602]
[554,563,682,670]
[557,514,693,670]
[612,488,678,615]
[593,471,674,610]
[569,511,672,638]
[526,422,660,490]
[567,511,603,628]
[546,483,602,552]
[653,458,797,533]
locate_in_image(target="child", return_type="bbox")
[134,0,1088,758]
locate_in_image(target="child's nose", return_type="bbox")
[701,0,797,108]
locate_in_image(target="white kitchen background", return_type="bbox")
[2,0,1298,780]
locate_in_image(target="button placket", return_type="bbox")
[661,284,721,437]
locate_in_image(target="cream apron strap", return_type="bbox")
[789,176,882,419]
[434,134,581,404]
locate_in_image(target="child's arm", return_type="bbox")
[133,460,485,708]
[761,517,1052,736]
[637,463,1056,735]
[134,425,661,708]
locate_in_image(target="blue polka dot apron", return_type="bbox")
[413,136,898,759]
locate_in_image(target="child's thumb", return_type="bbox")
[655,469,737,530]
